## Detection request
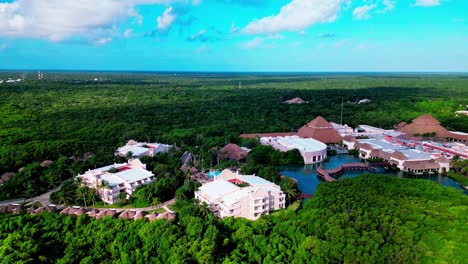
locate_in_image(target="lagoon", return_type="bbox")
[280,155,468,195]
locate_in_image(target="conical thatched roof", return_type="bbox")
[219,144,248,161]
[74,208,88,216]
[118,210,136,220]
[0,204,20,213]
[157,212,176,221]
[96,209,117,219]
[60,207,78,216]
[298,116,342,144]
[134,211,146,220]
[145,212,159,222]
[27,206,38,214]
[284,97,306,104]
[86,208,100,218]
[398,114,450,137]
[12,206,23,214]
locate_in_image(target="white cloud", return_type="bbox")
[243,37,263,49]
[123,29,134,38]
[414,0,440,7]
[353,4,376,20]
[157,6,177,31]
[382,0,395,12]
[243,0,345,34]
[95,37,112,46]
[333,38,349,48]
[0,0,179,42]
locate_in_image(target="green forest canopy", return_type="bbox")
[0,175,466,263]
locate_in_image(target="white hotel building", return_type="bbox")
[195,170,286,220]
[78,159,155,204]
[260,136,327,164]
[115,140,172,158]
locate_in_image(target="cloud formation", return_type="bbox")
[157,7,177,31]
[0,0,180,42]
[243,0,344,34]
[414,0,440,7]
[353,4,376,20]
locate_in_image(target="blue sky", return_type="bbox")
[0,0,467,72]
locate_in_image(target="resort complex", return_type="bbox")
[260,136,327,164]
[115,140,172,158]
[78,159,155,204]
[342,114,467,174]
[195,169,286,220]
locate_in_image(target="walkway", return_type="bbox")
[317,163,369,182]
[0,181,67,207]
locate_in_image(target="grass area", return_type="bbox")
[167,203,178,212]
[148,207,166,214]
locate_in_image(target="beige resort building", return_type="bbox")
[195,169,286,220]
[78,159,155,204]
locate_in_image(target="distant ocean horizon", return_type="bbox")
[1,69,467,76]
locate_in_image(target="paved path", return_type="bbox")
[0,181,67,207]
[1,181,176,214]
[86,198,177,213]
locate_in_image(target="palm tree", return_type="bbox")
[281,179,300,206]
[76,187,87,207]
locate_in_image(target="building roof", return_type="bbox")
[446,131,468,141]
[284,97,306,104]
[241,175,276,186]
[198,180,241,200]
[391,151,408,161]
[100,174,126,187]
[402,160,440,170]
[397,113,451,137]
[114,168,153,184]
[219,144,248,161]
[342,135,357,143]
[298,116,342,143]
[274,136,327,152]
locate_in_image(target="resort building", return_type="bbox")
[344,137,451,174]
[195,169,286,220]
[260,136,327,164]
[78,159,155,204]
[115,140,172,158]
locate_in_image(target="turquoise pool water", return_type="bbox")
[280,155,467,195]
[207,170,222,179]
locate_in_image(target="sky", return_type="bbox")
[0,0,467,72]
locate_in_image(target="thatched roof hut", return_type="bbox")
[86,208,100,218]
[134,211,146,220]
[145,212,159,222]
[27,206,38,215]
[0,204,20,213]
[118,210,136,220]
[74,208,88,216]
[60,207,79,216]
[96,209,117,219]
[219,144,248,161]
[157,212,176,221]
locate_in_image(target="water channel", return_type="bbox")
[280,155,468,195]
